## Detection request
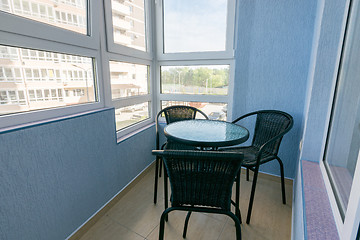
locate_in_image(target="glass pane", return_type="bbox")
[0,45,97,116]
[111,0,146,51]
[161,65,229,95]
[115,101,150,131]
[324,5,360,218]
[163,0,227,53]
[0,0,87,35]
[161,101,227,121]
[109,61,149,99]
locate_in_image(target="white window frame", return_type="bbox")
[0,0,100,50]
[103,52,154,138]
[0,1,104,130]
[320,0,360,238]
[156,59,234,121]
[155,0,236,61]
[103,0,153,60]
[154,0,236,120]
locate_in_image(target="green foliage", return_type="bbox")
[161,67,229,88]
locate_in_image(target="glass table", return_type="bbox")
[164,119,249,148]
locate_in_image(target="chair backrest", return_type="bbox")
[156,105,208,149]
[234,110,293,155]
[152,150,243,210]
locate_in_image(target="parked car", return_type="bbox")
[122,103,145,112]
[208,111,226,120]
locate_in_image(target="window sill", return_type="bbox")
[301,160,339,239]
[116,122,155,144]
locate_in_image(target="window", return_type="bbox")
[104,0,151,59]
[156,0,236,121]
[104,0,153,137]
[163,0,228,53]
[0,0,88,34]
[109,60,151,132]
[323,0,360,233]
[0,1,101,129]
[0,45,96,117]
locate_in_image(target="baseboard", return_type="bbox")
[67,161,155,240]
[242,167,293,185]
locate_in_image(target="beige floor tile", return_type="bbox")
[79,215,144,240]
[76,164,293,240]
[146,211,226,240]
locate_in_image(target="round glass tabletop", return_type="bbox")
[164,119,249,147]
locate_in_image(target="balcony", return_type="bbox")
[112,17,131,31]
[112,1,130,16]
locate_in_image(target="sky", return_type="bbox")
[163,0,228,53]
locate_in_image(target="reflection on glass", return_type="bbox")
[0,0,87,34]
[115,102,150,131]
[163,0,227,53]
[0,45,96,116]
[161,65,229,95]
[109,61,149,99]
[161,101,227,121]
[111,0,146,51]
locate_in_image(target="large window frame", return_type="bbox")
[154,0,236,120]
[0,0,104,130]
[104,0,153,60]
[155,0,236,61]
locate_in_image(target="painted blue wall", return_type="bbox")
[301,0,348,163]
[0,108,155,240]
[234,0,318,178]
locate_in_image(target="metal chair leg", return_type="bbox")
[159,158,162,177]
[235,170,242,223]
[183,211,192,238]
[164,166,169,222]
[246,166,259,224]
[246,168,250,181]
[154,156,159,204]
[226,211,242,240]
[277,157,286,204]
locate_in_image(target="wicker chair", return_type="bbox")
[221,110,293,224]
[154,105,208,204]
[152,150,244,240]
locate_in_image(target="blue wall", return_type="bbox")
[234,0,318,178]
[0,108,155,240]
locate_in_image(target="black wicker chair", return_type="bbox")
[221,110,293,224]
[152,150,244,240]
[154,105,208,204]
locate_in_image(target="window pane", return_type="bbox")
[163,0,227,53]
[161,65,229,95]
[161,101,227,121]
[109,61,149,99]
[114,102,150,131]
[0,45,97,116]
[324,5,360,218]
[111,0,146,51]
[0,0,87,35]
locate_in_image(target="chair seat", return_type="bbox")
[220,146,276,167]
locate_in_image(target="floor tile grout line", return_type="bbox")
[106,214,148,239]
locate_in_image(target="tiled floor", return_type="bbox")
[79,166,293,240]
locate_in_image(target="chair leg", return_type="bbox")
[226,211,242,240]
[235,170,242,223]
[182,211,192,238]
[246,168,250,181]
[159,158,163,177]
[246,166,259,224]
[277,157,286,204]
[154,156,159,204]
[164,167,169,222]
[159,208,173,240]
